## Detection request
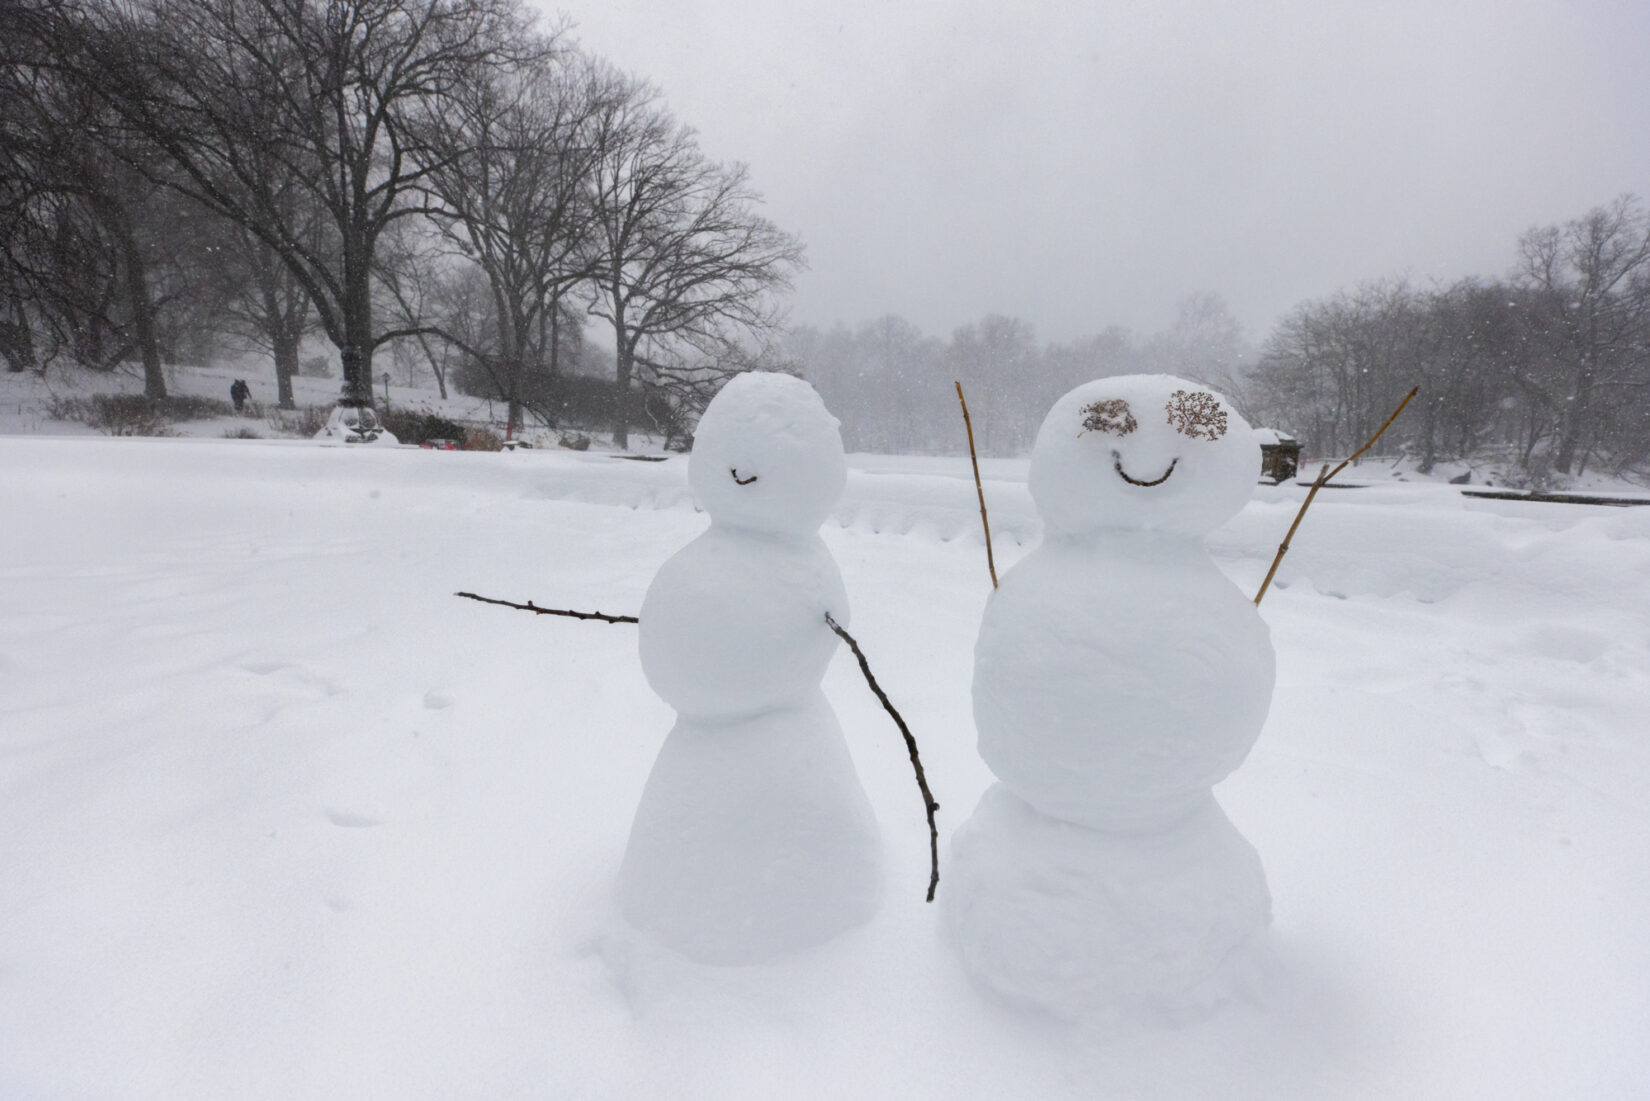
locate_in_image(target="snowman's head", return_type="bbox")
[688,372,846,536]
[1029,375,1257,538]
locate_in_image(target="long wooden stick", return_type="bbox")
[955,381,998,589]
[456,591,940,901]
[1322,386,1420,483]
[1253,386,1419,606]
[1252,463,1329,606]
[826,612,940,903]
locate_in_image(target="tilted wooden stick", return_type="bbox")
[456,591,940,901]
[1252,462,1330,607]
[955,381,999,589]
[1253,386,1419,606]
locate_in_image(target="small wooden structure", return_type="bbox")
[1254,428,1301,483]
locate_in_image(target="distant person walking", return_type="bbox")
[230,379,250,412]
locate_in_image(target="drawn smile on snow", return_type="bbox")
[1112,452,1177,487]
[730,468,759,485]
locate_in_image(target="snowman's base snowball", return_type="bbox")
[943,784,1269,1023]
[618,693,882,964]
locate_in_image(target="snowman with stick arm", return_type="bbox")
[944,375,1274,1021]
[618,372,883,964]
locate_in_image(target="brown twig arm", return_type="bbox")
[955,381,999,589]
[1253,386,1420,606]
[454,592,639,624]
[458,592,939,897]
[825,612,941,902]
[1252,463,1329,606]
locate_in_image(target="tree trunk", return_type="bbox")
[339,275,375,408]
[261,262,303,410]
[104,196,166,399]
[1,305,36,372]
[1552,361,1594,475]
[611,288,630,449]
[273,331,299,409]
[1416,394,1439,474]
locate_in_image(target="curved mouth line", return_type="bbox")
[730,468,759,486]
[1113,453,1177,487]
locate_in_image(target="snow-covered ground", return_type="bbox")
[2,428,1648,1097]
[0,361,554,447]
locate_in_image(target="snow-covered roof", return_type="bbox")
[1252,427,1298,445]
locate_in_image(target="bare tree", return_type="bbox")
[88,0,539,420]
[226,226,316,408]
[1144,292,1255,417]
[1250,280,1416,460]
[2,3,172,394]
[947,315,1039,454]
[417,41,609,435]
[1515,195,1650,474]
[584,73,805,448]
[375,220,461,398]
[793,315,949,454]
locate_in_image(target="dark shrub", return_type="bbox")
[379,407,468,445]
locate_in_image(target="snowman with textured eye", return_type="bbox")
[943,375,1274,1021]
[617,372,882,964]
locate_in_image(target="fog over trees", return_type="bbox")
[793,292,1257,459]
[3,1,1646,474]
[793,199,1650,482]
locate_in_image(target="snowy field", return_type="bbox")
[2,434,1648,1099]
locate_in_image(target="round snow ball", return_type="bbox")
[1029,375,1257,538]
[639,529,848,719]
[689,373,847,535]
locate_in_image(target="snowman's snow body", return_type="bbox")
[945,374,1274,1020]
[617,373,882,964]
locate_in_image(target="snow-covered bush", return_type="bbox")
[46,394,232,436]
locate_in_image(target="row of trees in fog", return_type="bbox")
[1,0,802,444]
[1246,196,1650,479]
[789,197,1650,481]
[792,293,1248,457]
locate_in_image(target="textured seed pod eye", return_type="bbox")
[1165,390,1228,441]
[1080,398,1137,437]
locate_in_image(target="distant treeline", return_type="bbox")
[1246,198,1650,480]
[792,293,1251,458]
[793,196,1650,483]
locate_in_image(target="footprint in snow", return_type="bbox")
[324,807,384,829]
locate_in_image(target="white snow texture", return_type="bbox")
[5,382,1650,1098]
[621,372,882,962]
[946,786,1269,1022]
[948,375,1275,1020]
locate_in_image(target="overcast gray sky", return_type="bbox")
[558,0,1650,345]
